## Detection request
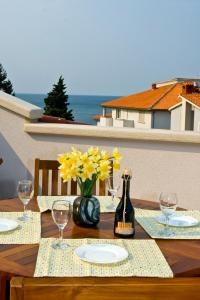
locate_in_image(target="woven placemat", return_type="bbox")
[34,238,173,278]
[0,212,41,244]
[37,196,119,213]
[135,208,200,239]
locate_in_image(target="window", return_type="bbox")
[138,111,145,123]
[116,109,121,119]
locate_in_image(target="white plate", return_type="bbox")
[155,214,199,227]
[0,218,19,232]
[74,244,128,264]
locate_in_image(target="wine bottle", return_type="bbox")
[114,169,135,238]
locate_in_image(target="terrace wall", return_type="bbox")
[1,92,200,209]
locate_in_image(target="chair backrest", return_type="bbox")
[34,158,111,197]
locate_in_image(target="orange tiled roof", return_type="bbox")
[153,83,182,109]
[181,93,200,108]
[102,83,186,110]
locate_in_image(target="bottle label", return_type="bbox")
[115,222,134,235]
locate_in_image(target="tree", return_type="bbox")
[44,76,74,120]
[0,63,15,95]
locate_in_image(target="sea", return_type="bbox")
[16,94,119,124]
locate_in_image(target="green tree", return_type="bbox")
[44,76,74,120]
[0,63,15,95]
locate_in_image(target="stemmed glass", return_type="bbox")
[17,180,33,221]
[52,200,71,250]
[106,174,121,210]
[159,192,178,237]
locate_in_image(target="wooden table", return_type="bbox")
[0,198,200,300]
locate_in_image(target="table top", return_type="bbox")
[0,197,200,278]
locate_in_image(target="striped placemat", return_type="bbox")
[34,238,173,278]
[0,211,41,244]
[135,208,200,239]
[37,196,119,213]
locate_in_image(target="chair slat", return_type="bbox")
[99,180,106,196]
[52,170,58,195]
[61,180,68,195]
[71,180,77,195]
[42,169,49,195]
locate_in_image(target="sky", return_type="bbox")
[1,0,200,95]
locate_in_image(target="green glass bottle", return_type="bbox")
[114,169,135,238]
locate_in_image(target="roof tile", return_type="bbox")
[102,82,200,110]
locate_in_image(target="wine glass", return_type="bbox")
[106,174,121,210]
[159,192,178,237]
[51,200,71,250]
[17,180,33,221]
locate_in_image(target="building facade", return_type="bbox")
[95,78,200,131]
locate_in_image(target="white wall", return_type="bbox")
[111,109,152,129]
[171,106,182,131]
[112,109,117,119]
[1,100,200,210]
[110,108,152,129]
[99,117,113,127]
[193,107,200,131]
[153,111,171,129]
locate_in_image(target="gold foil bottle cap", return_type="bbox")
[122,168,132,179]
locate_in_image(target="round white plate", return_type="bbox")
[155,214,199,227]
[0,218,19,232]
[74,244,128,264]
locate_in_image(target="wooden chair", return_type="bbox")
[34,158,111,197]
[10,277,200,300]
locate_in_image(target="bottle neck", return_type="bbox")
[121,178,131,201]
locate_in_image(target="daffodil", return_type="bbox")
[83,162,97,178]
[58,147,122,194]
[80,170,90,182]
[90,154,101,163]
[101,150,110,161]
[57,153,68,164]
[98,160,111,180]
[88,147,99,156]
[80,153,90,165]
[60,170,71,182]
[69,167,79,181]
[113,160,120,171]
[112,148,122,161]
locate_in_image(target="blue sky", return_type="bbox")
[1,0,200,95]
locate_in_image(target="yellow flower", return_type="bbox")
[57,153,68,164]
[112,148,122,161]
[80,170,90,182]
[80,153,90,165]
[101,150,110,161]
[59,158,73,170]
[99,160,111,173]
[60,170,71,182]
[68,153,82,168]
[88,147,99,156]
[90,154,101,163]
[69,167,79,181]
[113,160,120,171]
[98,160,111,180]
[58,147,121,183]
[83,162,96,177]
